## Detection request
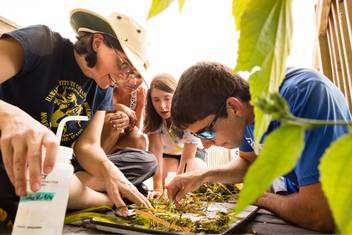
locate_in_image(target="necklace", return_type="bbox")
[130,90,137,110]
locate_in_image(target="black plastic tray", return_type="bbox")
[80,204,258,234]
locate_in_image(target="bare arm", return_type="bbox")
[0,101,59,195]
[0,36,24,83]
[239,150,334,232]
[74,111,108,176]
[0,37,59,195]
[134,85,147,129]
[256,183,334,232]
[148,133,164,191]
[167,152,252,201]
[74,111,151,214]
[177,143,197,174]
[204,153,252,184]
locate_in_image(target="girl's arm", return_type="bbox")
[148,133,164,191]
[177,143,197,174]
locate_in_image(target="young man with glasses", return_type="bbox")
[167,61,351,232]
[0,8,156,229]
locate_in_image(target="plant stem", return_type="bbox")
[285,115,352,128]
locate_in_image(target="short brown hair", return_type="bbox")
[143,73,177,133]
[171,61,250,129]
[73,32,122,68]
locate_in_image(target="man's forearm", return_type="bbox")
[256,192,334,232]
[204,156,249,184]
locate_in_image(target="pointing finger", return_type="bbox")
[42,131,59,175]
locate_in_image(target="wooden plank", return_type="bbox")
[318,34,334,80]
[331,1,346,96]
[344,0,352,50]
[312,39,321,72]
[250,222,322,234]
[317,0,333,35]
[253,214,287,225]
[329,2,346,94]
[327,17,341,88]
[337,0,352,110]
[326,31,337,85]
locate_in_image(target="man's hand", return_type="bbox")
[0,106,59,195]
[166,170,206,202]
[255,184,335,232]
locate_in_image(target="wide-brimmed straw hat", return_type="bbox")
[70,8,150,82]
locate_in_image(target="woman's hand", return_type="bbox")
[0,105,59,196]
[106,111,130,131]
[102,161,152,217]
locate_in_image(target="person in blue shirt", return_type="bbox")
[0,8,155,228]
[167,61,351,232]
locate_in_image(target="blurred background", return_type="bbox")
[0,0,317,83]
[2,0,334,168]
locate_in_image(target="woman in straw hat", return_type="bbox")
[0,8,155,227]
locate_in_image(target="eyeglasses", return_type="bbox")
[113,49,142,80]
[108,74,119,88]
[192,102,226,140]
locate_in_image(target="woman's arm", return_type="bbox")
[148,133,164,191]
[74,111,151,213]
[0,36,23,83]
[74,111,112,176]
[134,85,147,129]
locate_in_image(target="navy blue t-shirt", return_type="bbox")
[240,68,351,193]
[0,25,112,146]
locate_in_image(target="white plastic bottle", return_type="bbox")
[12,146,73,235]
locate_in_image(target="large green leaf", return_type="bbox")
[235,124,304,213]
[178,0,186,12]
[233,0,293,149]
[234,0,292,73]
[232,0,248,29]
[147,0,186,20]
[147,0,175,20]
[320,134,352,234]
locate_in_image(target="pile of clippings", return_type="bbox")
[123,183,240,233]
[65,183,240,234]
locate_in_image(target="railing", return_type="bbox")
[314,0,352,110]
[206,146,238,168]
[0,16,18,34]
